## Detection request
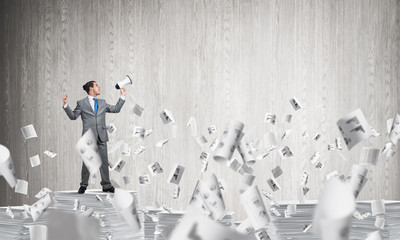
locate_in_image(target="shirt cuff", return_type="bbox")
[63,104,68,108]
[120,96,126,101]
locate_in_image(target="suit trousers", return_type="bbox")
[80,137,111,188]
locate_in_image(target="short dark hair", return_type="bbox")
[82,81,96,94]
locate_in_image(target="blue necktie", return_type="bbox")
[93,98,98,114]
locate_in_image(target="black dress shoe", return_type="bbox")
[102,186,115,193]
[78,186,86,194]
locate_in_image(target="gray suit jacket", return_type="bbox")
[63,97,125,142]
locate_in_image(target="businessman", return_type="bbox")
[62,81,126,194]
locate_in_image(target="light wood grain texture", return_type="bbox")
[0,0,399,219]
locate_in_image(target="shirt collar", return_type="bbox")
[87,95,95,101]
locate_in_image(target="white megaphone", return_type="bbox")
[0,144,17,188]
[115,75,132,89]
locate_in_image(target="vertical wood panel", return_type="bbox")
[0,0,399,219]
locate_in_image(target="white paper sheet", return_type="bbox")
[21,124,38,139]
[337,108,372,150]
[0,144,17,188]
[240,185,270,230]
[213,120,244,163]
[75,129,102,178]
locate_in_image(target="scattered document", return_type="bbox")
[337,108,372,150]
[21,124,38,139]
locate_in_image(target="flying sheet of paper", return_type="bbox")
[132,104,144,117]
[173,185,181,199]
[300,172,309,186]
[314,133,321,141]
[264,132,278,148]
[168,164,185,185]
[0,144,17,188]
[30,154,41,167]
[267,177,281,192]
[271,165,283,178]
[389,113,400,145]
[134,146,146,155]
[213,120,244,163]
[44,150,57,158]
[139,175,150,184]
[121,143,131,156]
[237,141,256,166]
[156,138,169,147]
[106,123,117,134]
[21,124,38,139]
[27,194,52,222]
[112,188,141,232]
[196,135,208,146]
[75,129,102,177]
[123,175,133,185]
[111,159,126,173]
[227,158,241,172]
[360,147,380,166]
[279,146,293,158]
[310,152,321,165]
[337,108,372,150]
[133,126,145,138]
[187,116,198,137]
[284,114,292,123]
[264,113,276,125]
[242,173,256,186]
[200,152,210,173]
[328,144,335,151]
[209,138,219,151]
[347,164,368,198]
[240,185,270,230]
[208,125,217,135]
[238,163,253,175]
[15,179,28,195]
[313,178,355,240]
[35,187,52,199]
[159,109,175,124]
[370,126,380,137]
[315,162,325,170]
[289,97,303,111]
[148,162,164,176]
[199,173,226,220]
[169,206,243,240]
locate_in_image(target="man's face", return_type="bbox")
[91,82,101,95]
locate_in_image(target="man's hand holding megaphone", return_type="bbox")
[120,87,126,96]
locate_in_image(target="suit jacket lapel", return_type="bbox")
[83,97,95,115]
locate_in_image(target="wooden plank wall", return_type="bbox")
[0,0,399,219]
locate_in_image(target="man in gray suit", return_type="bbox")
[62,81,126,194]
